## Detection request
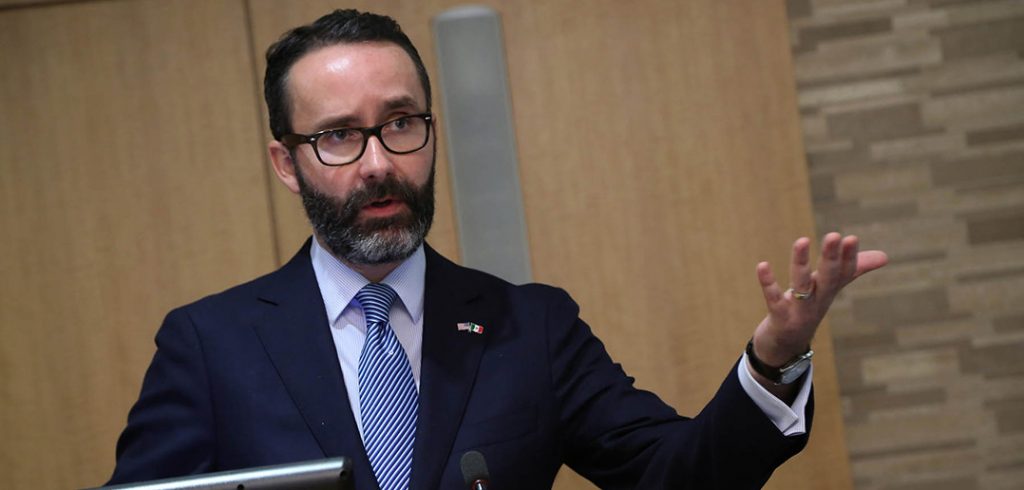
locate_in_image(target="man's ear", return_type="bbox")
[268,140,301,194]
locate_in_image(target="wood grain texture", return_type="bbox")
[0,0,276,487]
[498,2,850,488]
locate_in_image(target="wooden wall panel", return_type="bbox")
[249,1,851,489]
[502,2,850,489]
[0,0,276,487]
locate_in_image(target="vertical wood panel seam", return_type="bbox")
[242,0,282,266]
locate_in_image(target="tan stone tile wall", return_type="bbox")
[786,0,1024,488]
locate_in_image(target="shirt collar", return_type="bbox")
[310,238,426,325]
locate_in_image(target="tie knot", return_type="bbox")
[356,283,398,326]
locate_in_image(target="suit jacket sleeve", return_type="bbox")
[540,287,812,488]
[108,307,216,484]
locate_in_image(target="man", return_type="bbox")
[109,9,887,490]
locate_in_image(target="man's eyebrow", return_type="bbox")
[381,95,421,112]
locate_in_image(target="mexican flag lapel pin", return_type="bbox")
[457,322,484,334]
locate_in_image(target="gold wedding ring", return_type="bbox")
[787,286,814,300]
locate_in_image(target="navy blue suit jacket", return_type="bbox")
[109,242,811,489]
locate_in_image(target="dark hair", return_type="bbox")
[264,9,432,140]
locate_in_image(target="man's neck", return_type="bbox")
[342,259,400,283]
[314,235,401,283]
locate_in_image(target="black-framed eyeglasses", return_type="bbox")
[280,113,433,166]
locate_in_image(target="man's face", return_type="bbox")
[274,42,435,265]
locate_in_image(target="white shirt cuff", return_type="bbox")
[736,351,812,436]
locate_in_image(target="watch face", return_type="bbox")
[780,358,811,384]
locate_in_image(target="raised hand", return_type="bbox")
[752,233,888,370]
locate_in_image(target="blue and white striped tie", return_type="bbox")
[356,283,418,490]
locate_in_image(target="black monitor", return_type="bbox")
[89,457,353,490]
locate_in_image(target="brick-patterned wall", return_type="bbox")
[786,0,1024,488]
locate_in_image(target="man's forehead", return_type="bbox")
[286,42,426,126]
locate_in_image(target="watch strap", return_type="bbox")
[745,338,812,385]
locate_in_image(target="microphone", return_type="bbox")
[460,450,490,490]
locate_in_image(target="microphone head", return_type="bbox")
[460,450,490,487]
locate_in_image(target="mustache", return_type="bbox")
[341,177,422,215]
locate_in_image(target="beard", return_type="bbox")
[295,166,435,266]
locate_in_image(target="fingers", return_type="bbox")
[854,250,889,279]
[789,237,813,293]
[757,261,784,305]
[817,233,889,288]
[763,233,888,308]
[815,232,844,290]
[840,235,859,285]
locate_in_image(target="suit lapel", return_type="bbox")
[250,241,376,489]
[249,242,498,490]
[410,246,501,490]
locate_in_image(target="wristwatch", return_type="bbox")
[745,338,813,385]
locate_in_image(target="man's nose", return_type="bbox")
[357,135,395,180]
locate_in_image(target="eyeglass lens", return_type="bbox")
[317,115,429,165]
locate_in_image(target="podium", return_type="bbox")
[90,457,352,490]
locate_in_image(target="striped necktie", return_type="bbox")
[356,283,418,490]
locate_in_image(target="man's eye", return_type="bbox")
[323,129,359,143]
[386,117,410,131]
